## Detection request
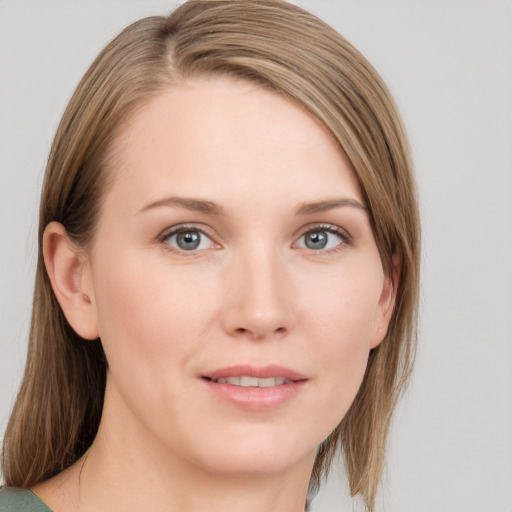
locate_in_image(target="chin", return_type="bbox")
[180,426,320,478]
[204,449,315,479]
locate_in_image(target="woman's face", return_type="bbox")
[82,77,393,477]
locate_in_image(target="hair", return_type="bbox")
[1,1,420,510]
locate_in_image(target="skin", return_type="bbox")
[37,77,395,512]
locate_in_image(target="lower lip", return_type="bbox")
[202,379,307,411]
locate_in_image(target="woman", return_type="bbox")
[0,1,420,511]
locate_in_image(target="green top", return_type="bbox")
[0,488,53,512]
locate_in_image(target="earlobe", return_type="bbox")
[370,254,400,349]
[43,222,99,340]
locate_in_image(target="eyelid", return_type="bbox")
[157,222,351,255]
[158,223,220,254]
[293,223,352,252]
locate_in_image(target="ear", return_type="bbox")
[43,222,99,340]
[370,254,400,349]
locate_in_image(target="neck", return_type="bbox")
[80,424,312,512]
[84,436,311,512]
[36,383,316,512]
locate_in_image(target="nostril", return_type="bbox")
[232,326,287,340]
[222,298,294,339]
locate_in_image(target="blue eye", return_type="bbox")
[165,229,213,252]
[296,227,345,251]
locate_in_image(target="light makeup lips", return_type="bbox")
[201,365,308,411]
[210,376,292,387]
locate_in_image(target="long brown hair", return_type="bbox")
[1,2,420,510]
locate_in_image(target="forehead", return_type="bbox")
[106,76,362,211]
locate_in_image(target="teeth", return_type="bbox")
[259,377,276,387]
[240,376,259,387]
[215,376,290,387]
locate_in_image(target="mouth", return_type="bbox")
[201,365,308,411]
[203,376,293,387]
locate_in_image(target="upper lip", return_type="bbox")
[202,365,307,382]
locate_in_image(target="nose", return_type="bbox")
[221,247,295,341]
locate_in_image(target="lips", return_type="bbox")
[201,365,308,411]
[211,376,292,387]
[202,364,307,382]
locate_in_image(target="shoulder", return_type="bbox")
[0,487,53,512]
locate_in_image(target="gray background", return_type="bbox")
[1,1,511,511]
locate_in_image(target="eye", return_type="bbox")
[164,228,214,252]
[295,226,348,252]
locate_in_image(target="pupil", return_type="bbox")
[177,231,201,250]
[306,231,328,250]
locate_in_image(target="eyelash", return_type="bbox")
[158,224,218,256]
[158,223,352,256]
[295,224,352,255]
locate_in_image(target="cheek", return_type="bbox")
[300,264,383,425]
[89,251,226,443]
[91,250,216,379]
[300,260,383,347]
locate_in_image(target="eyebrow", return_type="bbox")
[138,197,224,216]
[138,196,367,217]
[295,198,367,215]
